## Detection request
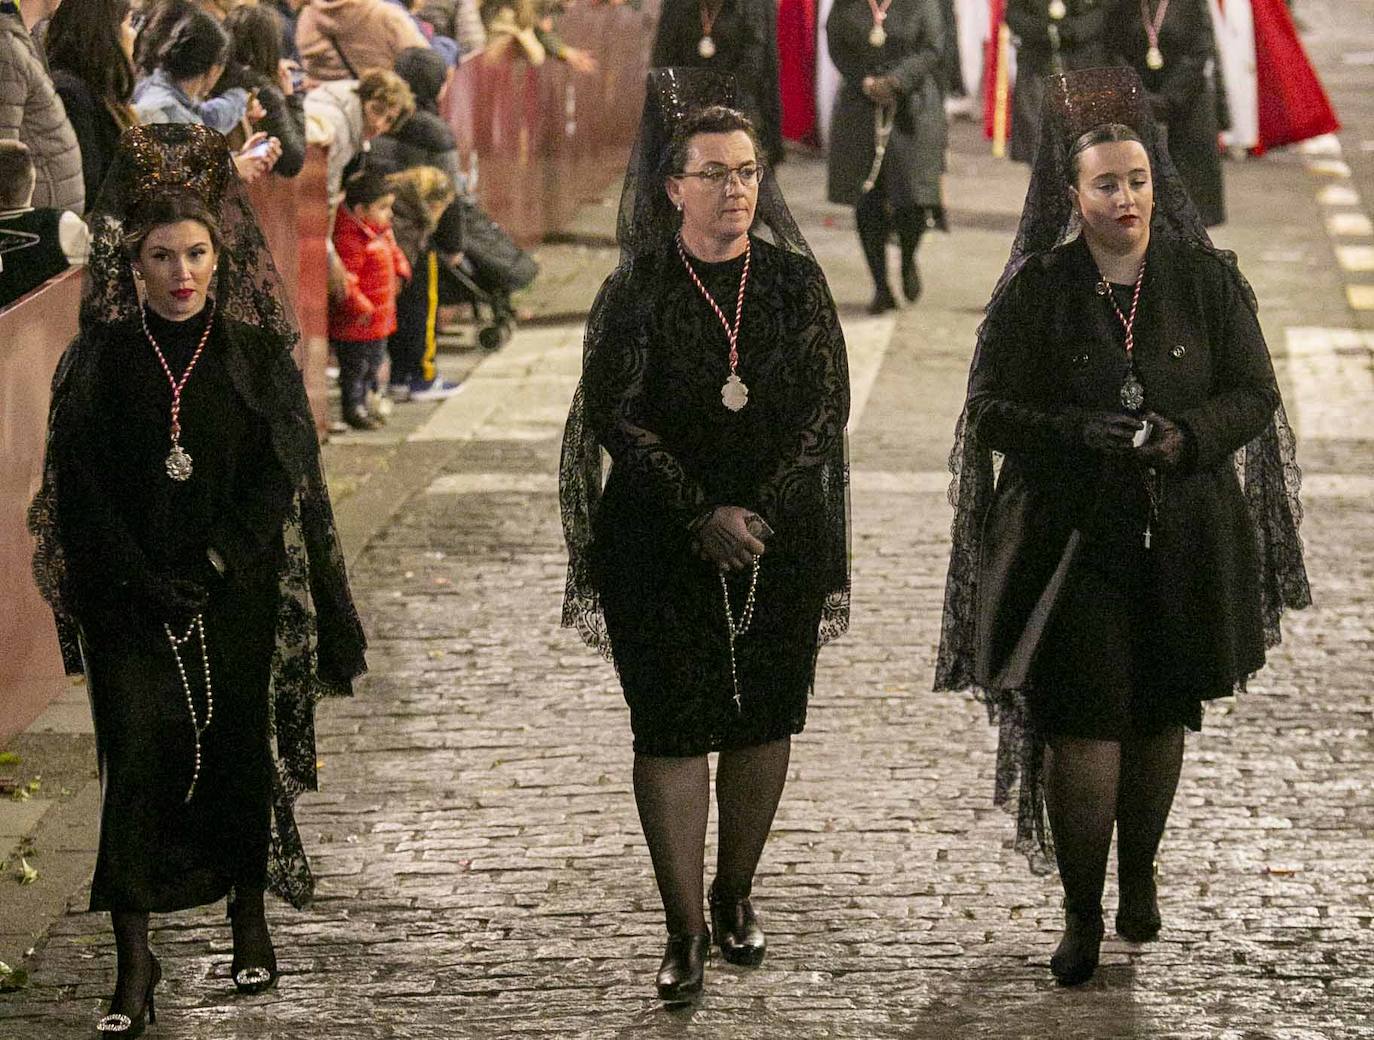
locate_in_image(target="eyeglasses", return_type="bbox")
[673,162,764,189]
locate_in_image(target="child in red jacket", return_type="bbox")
[331,171,412,430]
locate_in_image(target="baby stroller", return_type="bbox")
[434,196,539,351]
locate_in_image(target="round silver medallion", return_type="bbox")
[698,34,716,58]
[1146,45,1165,70]
[1048,0,1066,19]
[868,23,887,47]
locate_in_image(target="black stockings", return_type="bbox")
[715,738,791,896]
[855,191,927,294]
[110,910,153,1007]
[1044,728,1184,913]
[633,737,791,934]
[856,190,891,294]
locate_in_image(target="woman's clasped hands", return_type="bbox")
[1080,410,1187,468]
[692,505,769,573]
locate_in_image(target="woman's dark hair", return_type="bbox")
[224,4,284,85]
[664,105,761,176]
[157,7,230,82]
[344,170,394,209]
[1068,123,1145,182]
[45,0,137,108]
[133,0,194,77]
[121,189,223,261]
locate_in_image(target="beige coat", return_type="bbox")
[0,10,83,213]
[297,0,430,82]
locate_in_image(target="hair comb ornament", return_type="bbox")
[119,123,234,212]
[1047,66,1153,152]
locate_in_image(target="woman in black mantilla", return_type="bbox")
[650,0,785,165]
[1105,0,1225,226]
[28,123,366,1037]
[935,67,1308,987]
[560,71,850,1001]
[826,0,948,313]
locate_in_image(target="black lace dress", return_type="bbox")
[579,237,850,757]
[57,308,296,912]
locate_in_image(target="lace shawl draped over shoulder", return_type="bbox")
[559,68,851,657]
[27,123,367,908]
[933,67,1311,871]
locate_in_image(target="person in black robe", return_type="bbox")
[1105,0,1226,225]
[560,70,849,1002]
[650,0,785,164]
[825,0,948,313]
[1004,0,1107,163]
[28,123,366,1036]
[935,68,1308,987]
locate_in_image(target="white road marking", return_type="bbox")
[1284,327,1374,439]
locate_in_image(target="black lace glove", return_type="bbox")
[1135,411,1189,470]
[1079,411,1144,456]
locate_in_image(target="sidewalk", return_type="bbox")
[3,15,1374,1036]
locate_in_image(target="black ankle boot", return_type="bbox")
[900,255,922,302]
[228,894,279,994]
[868,285,897,314]
[655,932,710,1002]
[1116,870,1162,942]
[1050,907,1104,986]
[709,882,766,966]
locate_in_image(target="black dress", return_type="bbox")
[966,235,1280,740]
[584,238,850,756]
[650,0,785,165]
[57,308,296,911]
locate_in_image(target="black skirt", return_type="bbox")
[599,543,823,758]
[81,574,279,913]
[1029,544,1204,740]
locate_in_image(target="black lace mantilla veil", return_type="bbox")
[934,67,1311,872]
[559,67,852,655]
[27,123,367,908]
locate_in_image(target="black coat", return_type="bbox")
[825,0,946,208]
[968,236,1278,700]
[49,70,124,207]
[1105,0,1224,225]
[1004,0,1107,162]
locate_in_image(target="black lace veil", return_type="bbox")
[28,123,367,908]
[934,67,1311,871]
[560,67,850,654]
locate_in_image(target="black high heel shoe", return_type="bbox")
[1050,907,1104,986]
[95,954,160,1037]
[655,932,710,1002]
[709,882,766,966]
[229,898,279,994]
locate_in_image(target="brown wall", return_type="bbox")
[447,1,659,245]
[0,270,82,744]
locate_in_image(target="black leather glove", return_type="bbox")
[1080,411,1144,455]
[1135,411,1189,470]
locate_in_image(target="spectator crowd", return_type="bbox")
[0,0,569,425]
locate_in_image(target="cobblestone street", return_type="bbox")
[4,3,1374,1037]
